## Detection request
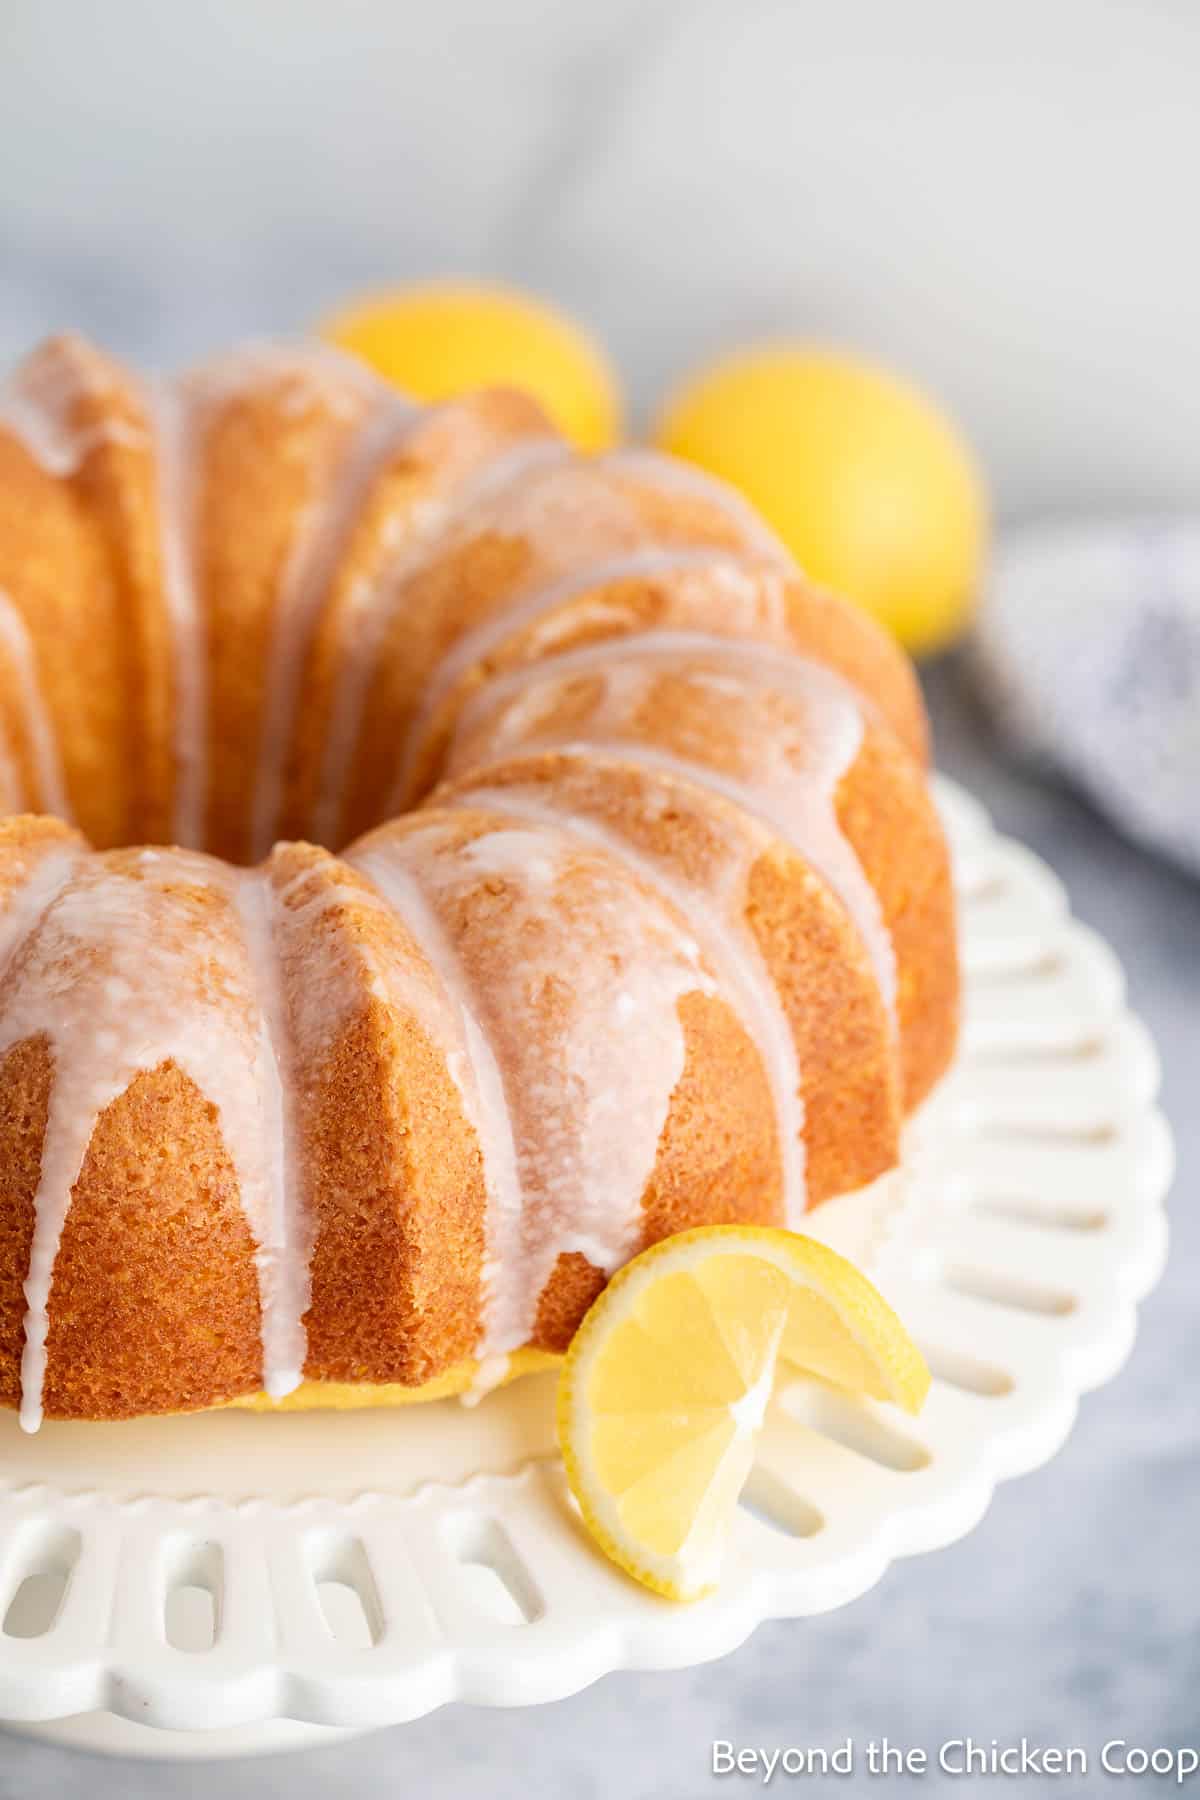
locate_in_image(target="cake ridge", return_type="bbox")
[448,776,809,1226]
[353,812,732,1360]
[454,728,896,1021]
[0,835,83,989]
[0,333,152,478]
[145,381,208,849]
[249,382,422,860]
[312,433,570,848]
[451,627,882,738]
[7,849,287,1428]
[392,545,775,812]
[601,445,792,563]
[232,864,311,1402]
[0,594,74,822]
[383,461,795,820]
[178,338,384,423]
[350,833,527,1356]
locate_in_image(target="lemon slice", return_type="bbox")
[557,1226,929,1602]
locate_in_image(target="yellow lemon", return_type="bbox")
[654,346,987,655]
[322,281,622,452]
[557,1225,929,1602]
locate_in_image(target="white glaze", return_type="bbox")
[312,437,568,849]
[320,443,788,833]
[232,869,310,1401]
[156,342,389,852]
[350,836,526,1355]
[453,776,809,1225]
[0,340,150,476]
[459,1353,512,1407]
[0,345,924,1423]
[446,631,899,1019]
[602,447,792,565]
[0,592,73,821]
[5,849,304,1429]
[170,343,389,852]
[392,546,773,808]
[147,384,209,849]
[0,841,82,977]
[353,816,714,1357]
[269,854,499,1221]
[179,340,381,427]
[250,384,420,859]
[0,341,208,848]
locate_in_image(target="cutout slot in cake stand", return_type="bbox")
[0,778,1173,1758]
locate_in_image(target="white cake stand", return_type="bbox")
[0,779,1172,1759]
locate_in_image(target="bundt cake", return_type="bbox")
[0,333,958,1430]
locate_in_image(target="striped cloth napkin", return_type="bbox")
[972,518,1200,878]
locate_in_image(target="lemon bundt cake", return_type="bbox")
[0,335,958,1430]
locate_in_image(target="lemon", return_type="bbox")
[654,346,987,655]
[322,281,622,452]
[557,1225,929,1602]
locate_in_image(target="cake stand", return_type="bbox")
[0,779,1172,1759]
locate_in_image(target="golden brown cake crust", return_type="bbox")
[187,357,377,865]
[834,731,960,1108]
[0,1036,51,1414]
[405,562,929,814]
[0,339,152,848]
[0,336,959,1424]
[433,752,904,1204]
[532,989,784,1355]
[281,387,553,851]
[269,842,489,1388]
[42,1061,265,1422]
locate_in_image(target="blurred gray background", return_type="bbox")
[3,0,1200,517]
[0,2,1197,1794]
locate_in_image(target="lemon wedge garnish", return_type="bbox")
[557,1226,929,1602]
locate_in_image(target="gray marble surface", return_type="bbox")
[0,3,1197,1791]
